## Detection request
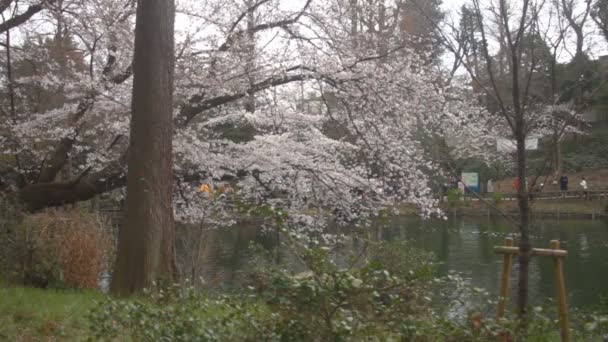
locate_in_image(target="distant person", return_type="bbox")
[559,174,568,197]
[513,178,519,191]
[199,183,212,193]
[580,176,588,200]
[441,182,449,202]
[487,179,494,193]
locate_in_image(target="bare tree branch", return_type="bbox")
[0,1,53,33]
[218,0,312,51]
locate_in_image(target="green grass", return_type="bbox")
[441,197,607,216]
[0,284,102,341]
[530,198,607,214]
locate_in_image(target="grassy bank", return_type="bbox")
[1,260,608,340]
[439,197,608,218]
[0,284,101,341]
[392,197,607,218]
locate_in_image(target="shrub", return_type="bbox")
[4,209,113,289]
[490,192,503,206]
[88,282,281,341]
[446,189,462,208]
[0,196,24,277]
[247,240,438,340]
[88,239,439,341]
[87,238,608,341]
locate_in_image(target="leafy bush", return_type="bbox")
[0,196,23,276]
[561,128,608,172]
[89,239,442,341]
[88,283,280,341]
[247,240,437,340]
[490,192,503,206]
[446,189,462,208]
[86,237,608,341]
[3,209,113,289]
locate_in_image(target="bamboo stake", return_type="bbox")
[551,240,570,342]
[497,237,513,319]
[493,246,567,257]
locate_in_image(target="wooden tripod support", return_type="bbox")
[494,237,570,342]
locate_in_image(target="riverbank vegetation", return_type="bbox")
[1,207,607,340]
[441,197,608,218]
[0,208,113,289]
[2,239,608,341]
[2,0,608,339]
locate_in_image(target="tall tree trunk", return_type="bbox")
[110,0,176,296]
[377,0,388,57]
[509,18,531,314]
[553,136,562,175]
[350,0,358,49]
[550,56,557,98]
[244,0,256,113]
[516,131,531,315]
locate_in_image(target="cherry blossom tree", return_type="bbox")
[1,0,493,288]
[436,0,596,317]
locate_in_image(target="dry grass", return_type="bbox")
[10,209,113,289]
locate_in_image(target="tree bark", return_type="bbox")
[0,1,51,33]
[350,0,358,49]
[110,0,176,296]
[553,137,562,176]
[516,131,531,316]
[507,1,531,314]
[244,0,256,113]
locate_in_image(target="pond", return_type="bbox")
[188,216,608,309]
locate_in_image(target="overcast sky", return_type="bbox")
[442,0,467,13]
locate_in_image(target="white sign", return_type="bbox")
[461,172,480,192]
[496,138,538,152]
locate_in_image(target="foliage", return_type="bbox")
[88,283,280,341]
[86,238,608,341]
[490,192,503,206]
[0,0,494,230]
[446,189,462,208]
[421,305,608,341]
[0,195,23,273]
[247,240,437,340]
[562,128,608,172]
[2,209,113,289]
[89,239,437,341]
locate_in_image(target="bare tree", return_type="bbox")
[592,0,608,43]
[555,0,593,107]
[440,0,546,317]
[539,4,568,174]
[0,0,54,33]
[110,0,176,295]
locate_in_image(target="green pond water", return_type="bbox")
[191,216,608,309]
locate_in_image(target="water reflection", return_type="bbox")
[185,217,608,308]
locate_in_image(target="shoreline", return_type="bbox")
[389,197,608,220]
[435,198,608,219]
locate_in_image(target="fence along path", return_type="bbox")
[493,188,608,201]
